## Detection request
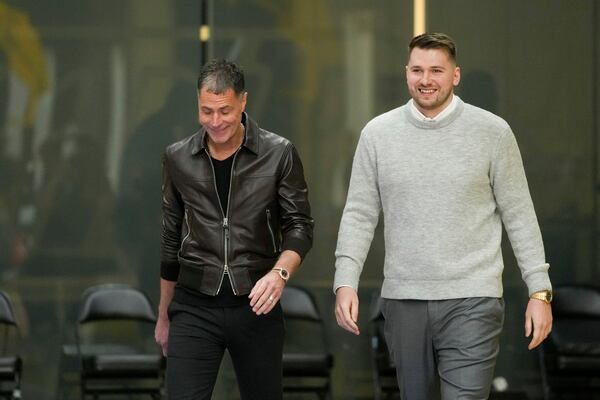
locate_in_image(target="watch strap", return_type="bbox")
[530,290,552,304]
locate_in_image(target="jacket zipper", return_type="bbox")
[178,208,191,256]
[266,209,277,254]
[207,148,240,295]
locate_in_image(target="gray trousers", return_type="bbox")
[381,297,504,400]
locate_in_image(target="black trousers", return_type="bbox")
[166,300,285,400]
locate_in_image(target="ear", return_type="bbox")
[453,66,461,87]
[241,92,248,111]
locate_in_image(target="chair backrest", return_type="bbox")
[78,284,156,324]
[280,285,321,322]
[0,291,17,327]
[552,285,600,319]
[369,291,384,323]
[280,286,333,397]
[369,291,401,370]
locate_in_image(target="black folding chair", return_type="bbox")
[75,284,165,399]
[369,291,399,400]
[0,291,22,400]
[281,285,334,399]
[538,284,600,400]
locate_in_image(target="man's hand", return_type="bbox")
[335,286,360,335]
[155,317,170,357]
[525,298,553,350]
[249,270,285,315]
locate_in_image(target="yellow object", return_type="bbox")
[413,0,426,36]
[199,25,210,42]
[530,290,553,304]
[0,0,49,126]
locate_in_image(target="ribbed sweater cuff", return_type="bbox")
[522,264,552,296]
[333,264,361,294]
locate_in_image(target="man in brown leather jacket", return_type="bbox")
[154,59,313,399]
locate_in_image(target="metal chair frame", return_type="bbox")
[74,284,165,399]
[0,291,22,400]
[538,284,600,400]
[281,285,334,400]
[369,291,400,400]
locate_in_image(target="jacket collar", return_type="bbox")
[191,112,259,156]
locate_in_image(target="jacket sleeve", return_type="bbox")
[160,152,183,281]
[278,144,314,260]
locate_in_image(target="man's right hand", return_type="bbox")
[335,286,360,335]
[155,318,169,357]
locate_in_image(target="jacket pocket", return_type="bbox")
[266,208,277,254]
[178,208,192,256]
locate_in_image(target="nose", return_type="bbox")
[420,71,431,85]
[210,113,221,127]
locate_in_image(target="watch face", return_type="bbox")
[280,269,289,279]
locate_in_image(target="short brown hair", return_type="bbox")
[409,32,457,62]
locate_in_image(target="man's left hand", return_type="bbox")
[249,270,285,315]
[524,298,553,350]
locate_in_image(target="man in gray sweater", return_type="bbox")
[334,33,553,400]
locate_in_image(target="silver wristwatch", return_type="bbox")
[272,267,289,282]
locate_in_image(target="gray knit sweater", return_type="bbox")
[334,97,551,299]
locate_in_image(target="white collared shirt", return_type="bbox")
[409,94,458,123]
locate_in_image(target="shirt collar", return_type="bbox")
[192,112,258,156]
[409,94,458,123]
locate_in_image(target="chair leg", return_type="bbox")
[79,381,85,400]
[150,391,162,400]
[373,386,381,400]
[323,382,333,400]
[314,386,330,400]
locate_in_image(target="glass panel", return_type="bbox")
[0,0,597,398]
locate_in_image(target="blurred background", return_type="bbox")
[0,0,598,398]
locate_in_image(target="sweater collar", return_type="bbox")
[404,96,464,130]
[409,94,458,122]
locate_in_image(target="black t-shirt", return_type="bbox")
[173,152,249,308]
[211,154,234,212]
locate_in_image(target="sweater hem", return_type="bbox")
[381,278,503,300]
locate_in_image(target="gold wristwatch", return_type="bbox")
[530,290,553,304]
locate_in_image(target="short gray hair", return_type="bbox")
[197,59,245,95]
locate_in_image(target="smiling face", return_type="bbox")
[406,47,461,118]
[198,87,247,150]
